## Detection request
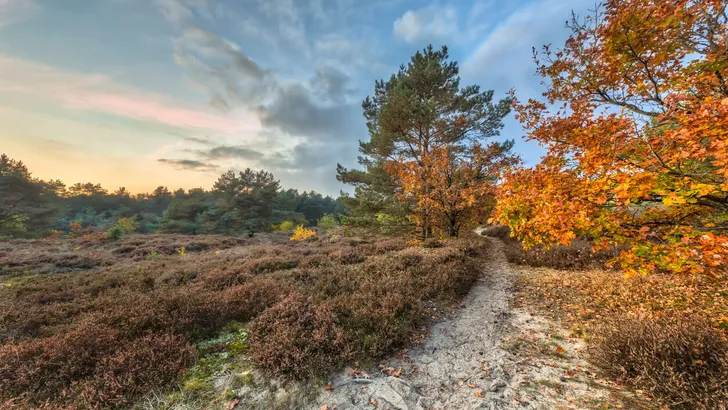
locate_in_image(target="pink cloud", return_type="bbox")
[0,55,260,134]
[61,92,259,133]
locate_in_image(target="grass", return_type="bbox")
[0,231,488,409]
[515,265,728,409]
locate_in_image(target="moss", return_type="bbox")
[162,326,251,406]
[232,371,256,388]
[536,378,563,389]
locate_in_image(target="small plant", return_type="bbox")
[69,220,93,237]
[273,221,296,232]
[105,225,126,241]
[290,225,316,241]
[114,217,138,233]
[176,246,186,256]
[47,230,64,240]
[146,250,160,260]
[317,214,340,232]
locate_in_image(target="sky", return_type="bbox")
[0,0,592,196]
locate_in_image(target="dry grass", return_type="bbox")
[592,315,728,410]
[0,232,488,409]
[516,266,728,409]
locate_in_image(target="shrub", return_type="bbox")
[114,217,138,233]
[244,256,299,274]
[222,277,292,321]
[290,225,316,241]
[503,238,617,270]
[105,225,126,241]
[273,220,296,232]
[591,315,728,410]
[69,220,93,237]
[317,214,340,232]
[248,293,349,379]
[376,212,410,235]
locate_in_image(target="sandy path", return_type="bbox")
[314,238,522,410]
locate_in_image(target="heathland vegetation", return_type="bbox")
[1,1,728,409]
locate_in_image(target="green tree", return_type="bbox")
[339,45,511,237]
[0,154,54,235]
[211,169,281,234]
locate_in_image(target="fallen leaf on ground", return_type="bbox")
[474,391,484,398]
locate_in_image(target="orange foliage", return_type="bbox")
[290,225,316,241]
[495,0,728,276]
[386,142,518,237]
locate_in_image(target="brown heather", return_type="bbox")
[0,232,488,408]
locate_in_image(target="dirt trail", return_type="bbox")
[313,238,632,410]
[315,238,520,410]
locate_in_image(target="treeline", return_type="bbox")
[0,154,343,238]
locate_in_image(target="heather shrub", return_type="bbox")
[0,232,490,407]
[78,333,195,408]
[503,238,617,270]
[335,274,422,358]
[249,293,350,379]
[244,256,299,274]
[221,277,292,320]
[592,315,728,410]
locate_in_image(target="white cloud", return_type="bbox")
[462,0,586,97]
[393,5,459,44]
[0,0,38,27]
[461,0,590,166]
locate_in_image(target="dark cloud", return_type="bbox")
[200,145,263,160]
[311,65,356,104]
[257,83,362,141]
[183,136,213,145]
[158,158,217,171]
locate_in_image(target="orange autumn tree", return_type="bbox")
[346,45,513,238]
[386,141,519,237]
[494,0,728,276]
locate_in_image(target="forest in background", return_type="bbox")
[0,154,344,238]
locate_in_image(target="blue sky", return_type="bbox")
[0,0,591,195]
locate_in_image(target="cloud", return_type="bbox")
[183,136,213,145]
[156,0,379,194]
[461,0,589,165]
[171,26,363,144]
[462,0,585,97]
[0,55,259,135]
[0,0,37,27]
[157,158,217,171]
[393,5,459,44]
[311,65,356,104]
[173,27,277,111]
[155,0,192,23]
[199,145,263,160]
